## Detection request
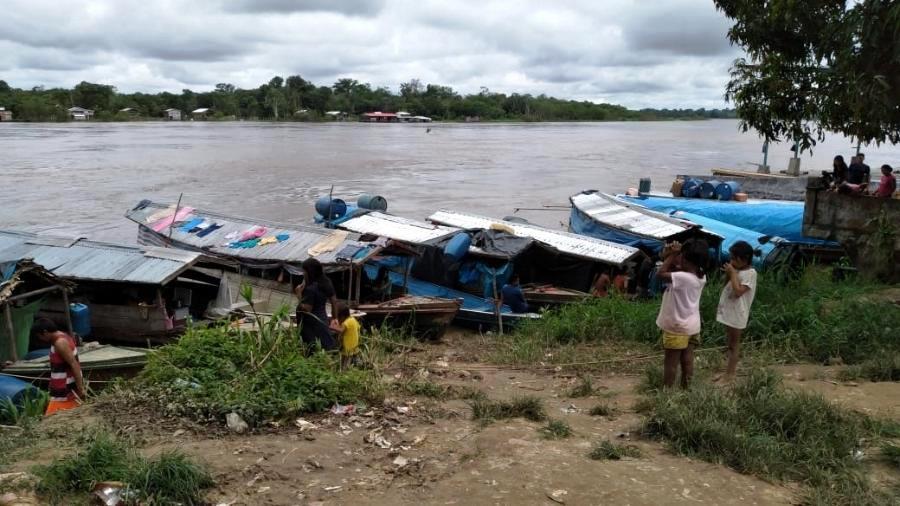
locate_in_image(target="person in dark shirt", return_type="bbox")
[295,258,339,352]
[501,274,529,313]
[847,154,871,186]
[831,155,848,186]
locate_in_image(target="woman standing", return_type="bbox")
[295,258,339,352]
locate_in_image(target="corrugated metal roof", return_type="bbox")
[0,230,203,285]
[428,210,640,266]
[339,212,459,245]
[126,201,378,268]
[570,192,695,239]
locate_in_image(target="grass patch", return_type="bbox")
[470,395,546,424]
[402,380,447,399]
[589,440,642,460]
[883,443,900,468]
[495,268,900,366]
[538,419,573,440]
[0,390,48,426]
[588,403,619,419]
[568,375,595,398]
[32,430,212,505]
[838,353,900,382]
[639,368,898,503]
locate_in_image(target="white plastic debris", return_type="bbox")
[226,412,249,433]
[294,418,317,432]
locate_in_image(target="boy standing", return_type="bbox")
[716,241,758,383]
[33,318,84,415]
[333,303,361,369]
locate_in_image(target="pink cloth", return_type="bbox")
[239,226,268,242]
[656,271,706,335]
[150,207,195,233]
[874,174,896,198]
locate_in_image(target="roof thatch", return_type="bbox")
[0,259,75,305]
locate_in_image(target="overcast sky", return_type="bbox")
[0,0,742,108]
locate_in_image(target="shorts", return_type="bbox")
[45,398,81,416]
[662,331,701,350]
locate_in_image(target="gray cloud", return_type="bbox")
[0,0,743,108]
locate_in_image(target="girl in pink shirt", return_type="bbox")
[655,239,709,388]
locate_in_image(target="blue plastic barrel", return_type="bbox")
[443,233,471,261]
[315,196,348,220]
[0,374,39,407]
[69,303,91,337]
[681,178,703,198]
[638,178,652,193]
[357,194,388,212]
[699,179,721,199]
[715,181,742,201]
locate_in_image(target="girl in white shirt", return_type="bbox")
[716,241,758,383]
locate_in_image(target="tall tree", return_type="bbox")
[715,0,900,151]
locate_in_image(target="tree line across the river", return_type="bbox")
[0,77,735,122]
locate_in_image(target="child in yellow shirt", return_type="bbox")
[334,303,360,369]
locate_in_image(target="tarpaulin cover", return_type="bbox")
[569,207,665,253]
[467,229,534,259]
[623,195,836,246]
[670,211,778,269]
[0,298,43,362]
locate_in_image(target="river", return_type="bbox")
[1,120,898,243]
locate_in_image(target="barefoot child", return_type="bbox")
[716,241,758,382]
[333,303,361,369]
[655,239,708,388]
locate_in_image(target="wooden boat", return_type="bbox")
[521,284,589,306]
[2,343,149,384]
[356,295,460,339]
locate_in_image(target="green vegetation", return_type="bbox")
[470,396,547,424]
[568,375,597,398]
[715,1,900,149]
[0,389,48,426]
[33,430,212,505]
[588,403,619,419]
[639,369,899,504]
[496,269,900,367]
[882,443,900,469]
[0,76,734,122]
[589,440,642,460]
[838,353,900,383]
[538,419,573,440]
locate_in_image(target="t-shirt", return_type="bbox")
[875,174,897,198]
[656,271,706,335]
[501,284,529,313]
[847,162,870,185]
[341,316,360,356]
[716,268,758,330]
[299,277,335,322]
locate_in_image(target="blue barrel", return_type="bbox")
[70,303,91,337]
[715,181,742,201]
[699,179,721,199]
[681,178,703,198]
[315,196,348,220]
[0,374,39,407]
[443,233,471,261]
[638,178,652,193]
[357,194,388,212]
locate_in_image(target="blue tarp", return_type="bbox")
[669,211,778,269]
[622,195,837,246]
[568,207,665,253]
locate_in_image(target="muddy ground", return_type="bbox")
[6,331,900,506]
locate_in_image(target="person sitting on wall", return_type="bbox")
[847,154,872,186]
[874,164,897,198]
[501,274,529,313]
[831,155,849,187]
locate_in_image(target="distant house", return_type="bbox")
[397,111,431,123]
[0,107,12,122]
[68,106,94,120]
[325,111,346,121]
[119,107,140,117]
[360,111,398,123]
[191,108,210,120]
[165,108,182,121]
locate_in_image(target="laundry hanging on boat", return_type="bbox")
[150,207,195,233]
[308,230,349,257]
[276,234,289,242]
[239,226,268,242]
[228,238,261,249]
[258,236,278,246]
[179,217,205,232]
[189,220,213,233]
[196,223,223,237]
[144,205,176,223]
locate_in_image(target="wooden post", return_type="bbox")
[167,192,184,242]
[355,264,362,304]
[491,269,503,336]
[4,303,17,362]
[346,262,353,306]
[60,288,75,337]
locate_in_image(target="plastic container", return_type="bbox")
[638,178,652,193]
[714,181,742,201]
[357,194,388,212]
[681,178,703,198]
[699,179,721,199]
[443,233,471,261]
[69,302,91,337]
[0,374,39,407]
[314,196,348,220]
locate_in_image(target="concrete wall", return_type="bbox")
[803,181,900,282]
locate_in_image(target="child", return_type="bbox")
[716,241,758,383]
[333,303,361,369]
[655,239,709,389]
[874,164,897,198]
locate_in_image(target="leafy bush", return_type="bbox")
[538,419,573,439]
[470,395,546,424]
[589,440,641,460]
[838,353,900,382]
[588,403,619,418]
[0,389,48,425]
[33,430,213,505]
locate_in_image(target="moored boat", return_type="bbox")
[356,295,460,339]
